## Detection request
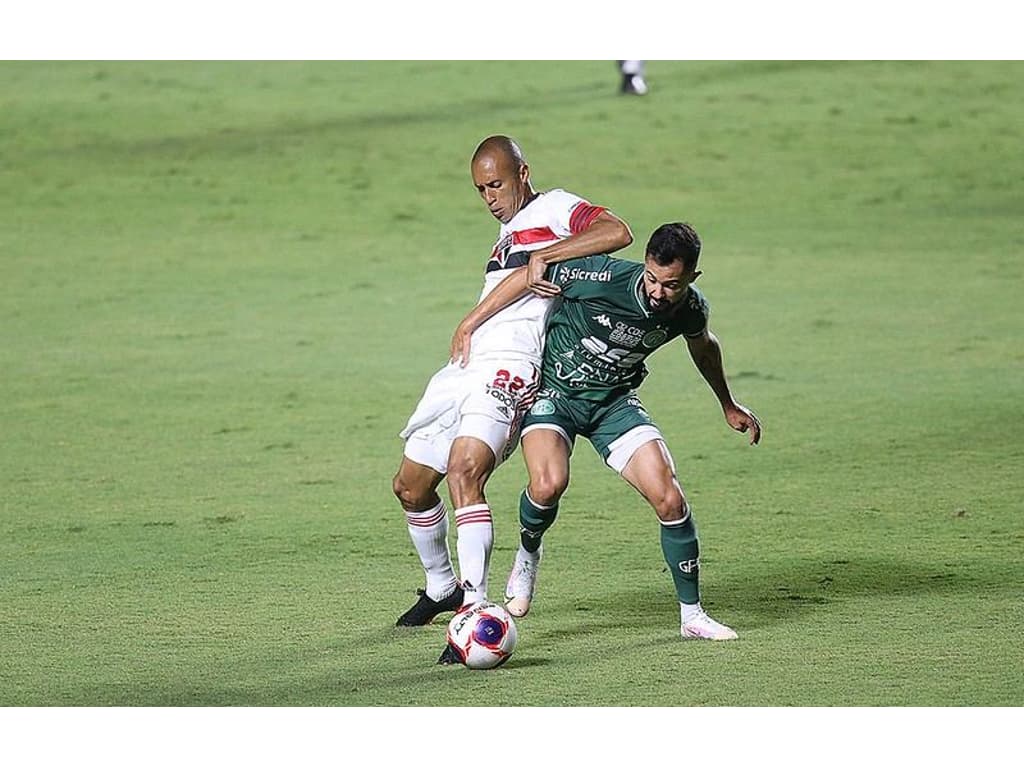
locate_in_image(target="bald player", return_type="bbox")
[393,136,632,663]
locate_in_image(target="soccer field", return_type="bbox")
[1,61,1022,707]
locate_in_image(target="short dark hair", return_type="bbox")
[472,135,526,169]
[645,222,701,271]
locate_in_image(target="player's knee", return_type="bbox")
[528,474,567,508]
[651,489,687,523]
[393,472,429,511]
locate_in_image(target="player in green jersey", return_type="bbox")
[450,222,761,640]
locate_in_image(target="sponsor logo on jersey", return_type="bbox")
[642,328,668,348]
[559,267,612,283]
[610,321,644,348]
[486,385,518,408]
[593,314,612,328]
[530,399,556,416]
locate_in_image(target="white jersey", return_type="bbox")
[468,188,606,363]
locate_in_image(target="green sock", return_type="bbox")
[519,490,558,553]
[660,513,700,605]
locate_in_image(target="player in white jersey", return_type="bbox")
[393,136,632,663]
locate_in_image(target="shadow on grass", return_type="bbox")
[576,554,1021,633]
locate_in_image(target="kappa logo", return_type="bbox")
[593,314,612,328]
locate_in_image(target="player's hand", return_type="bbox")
[527,252,562,298]
[450,320,474,367]
[724,402,762,445]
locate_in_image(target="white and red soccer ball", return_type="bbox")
[446,601,518,669]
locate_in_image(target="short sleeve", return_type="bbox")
[680,287,710,337]
[543,189,606,237]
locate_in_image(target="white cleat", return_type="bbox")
[504,546,542,617]
[680,607,738,641]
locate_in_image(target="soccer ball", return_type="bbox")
[445,601,518,669]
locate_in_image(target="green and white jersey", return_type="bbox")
[542,254,709,401]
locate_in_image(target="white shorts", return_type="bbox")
[400,357,541,474]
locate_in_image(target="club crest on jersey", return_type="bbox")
[487,242,533,273]
[489,233,516,267]
[530,399,556,416]
[642,328,668,348]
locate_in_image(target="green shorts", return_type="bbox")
[521,387,666,473]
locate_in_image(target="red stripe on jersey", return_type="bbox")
[512,227,558,245]
[569,203,606,234]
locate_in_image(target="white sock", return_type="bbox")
[405,500,457,600]
[515,543,541,565]
[681,601,705,624]
[454,503,493,606]
[620,60,645,76]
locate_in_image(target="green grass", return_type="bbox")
[1,61,1022,706]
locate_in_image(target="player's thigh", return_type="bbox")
[589,393,661,473]
[620,439,687,522]
[460,359,542,468]
[401,363,463,475]
[520,390,581,504]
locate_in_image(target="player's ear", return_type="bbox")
[519,163,530,183]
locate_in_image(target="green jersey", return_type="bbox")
[542,254,709,401]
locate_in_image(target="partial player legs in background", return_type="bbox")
[618,60,648,95]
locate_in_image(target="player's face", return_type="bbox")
[471,153,531,223]
[642,257,700,314]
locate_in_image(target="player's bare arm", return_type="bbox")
[685,330,762,445]
[526,210,632,295]
[449,266,531,366]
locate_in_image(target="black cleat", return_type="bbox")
[620,74,649,96]
[437,643,465,666]
[395,586,465,627]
